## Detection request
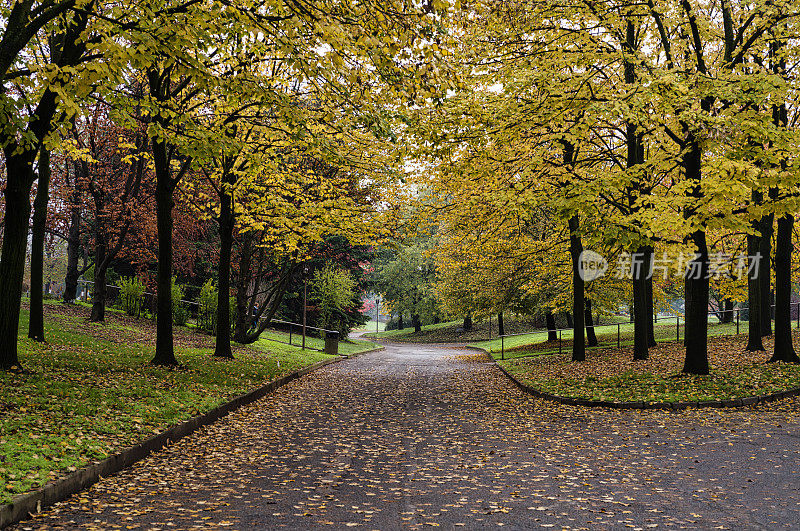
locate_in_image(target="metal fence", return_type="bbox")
[497,302,800,360]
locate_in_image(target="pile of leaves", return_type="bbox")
[499,331,800,404]
[0,302,360,504]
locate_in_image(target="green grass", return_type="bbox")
[0,302,373,504]
[364,319,458,339]
[257,329,380,356]
[354,320,386,333]
[365,314,633,344]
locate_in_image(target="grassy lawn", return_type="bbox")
[364,315,633,343]
[257,329,380,356]
[0,301,373,504]
[364,320,458,340]
[498,330,800,403]
[353,320,386,333]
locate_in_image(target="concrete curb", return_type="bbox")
[471,346,800,410]
[0,353,356,529]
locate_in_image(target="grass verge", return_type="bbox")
[497,330,800,403]
[0,302,373,504]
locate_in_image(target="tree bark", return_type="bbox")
[412,313,422,333]
[546,311,557,341]
[462,313,471,331]
[633,247,651,360]
[89,224,109,322]
[233,231,253,343]
[214,175,235,359]
[63,173,82,302]
[398,313,404,330]
[758,214,773,337]
[28,147,50,342]
[584,298,597,347]
[568,214,585,362]
[150,138,178,366]
[682,137,710,375]
[746,212,764,351]
[497,312,505,336]
[771,214,798,362]
[646,270,656,347]
[565,312,573,328]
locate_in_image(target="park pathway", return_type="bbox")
[18,342,800,530]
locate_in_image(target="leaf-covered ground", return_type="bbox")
[15,342,800,529]
[499,330,800,403]
[0,302,376,504]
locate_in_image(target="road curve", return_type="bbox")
[18,341,800,530]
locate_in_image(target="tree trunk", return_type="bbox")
[565,312,573,328]
[681,137,710,375]
[150,139,178,366]
[546,311,557,341]
[89,206,108,323]
[63,183,82,302]
[0,155,36,369]
[497,312,505,336]
[633,247,651,360]
[214,177,235,359]
[28,147,50,342]
[771,214,798,362]
[233,231,254,343]
[683,231,710,374]
[746,219,764,351]
[398,313,404,330]
[90,248,107,322]
[758,214,773,337]
[645,269,656,347]
[462,313,471,331]
[412,313,422,333]
[568,215,585,362]
[584,298,597,347]
[718,299,734,323]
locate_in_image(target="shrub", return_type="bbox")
[198,280,218,334]
[117,276,146,317]
[310,265,357,335]
[171,278,189,326]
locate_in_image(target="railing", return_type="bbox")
[262,318,339,355]
[497,302,800,360]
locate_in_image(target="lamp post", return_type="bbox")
[302,266,308,350]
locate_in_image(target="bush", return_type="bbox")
[117,276,146,317]
[197,280,218,334]
[310,265,357,335]
[171,278,189,326]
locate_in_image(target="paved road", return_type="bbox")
[19,342,800,530]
